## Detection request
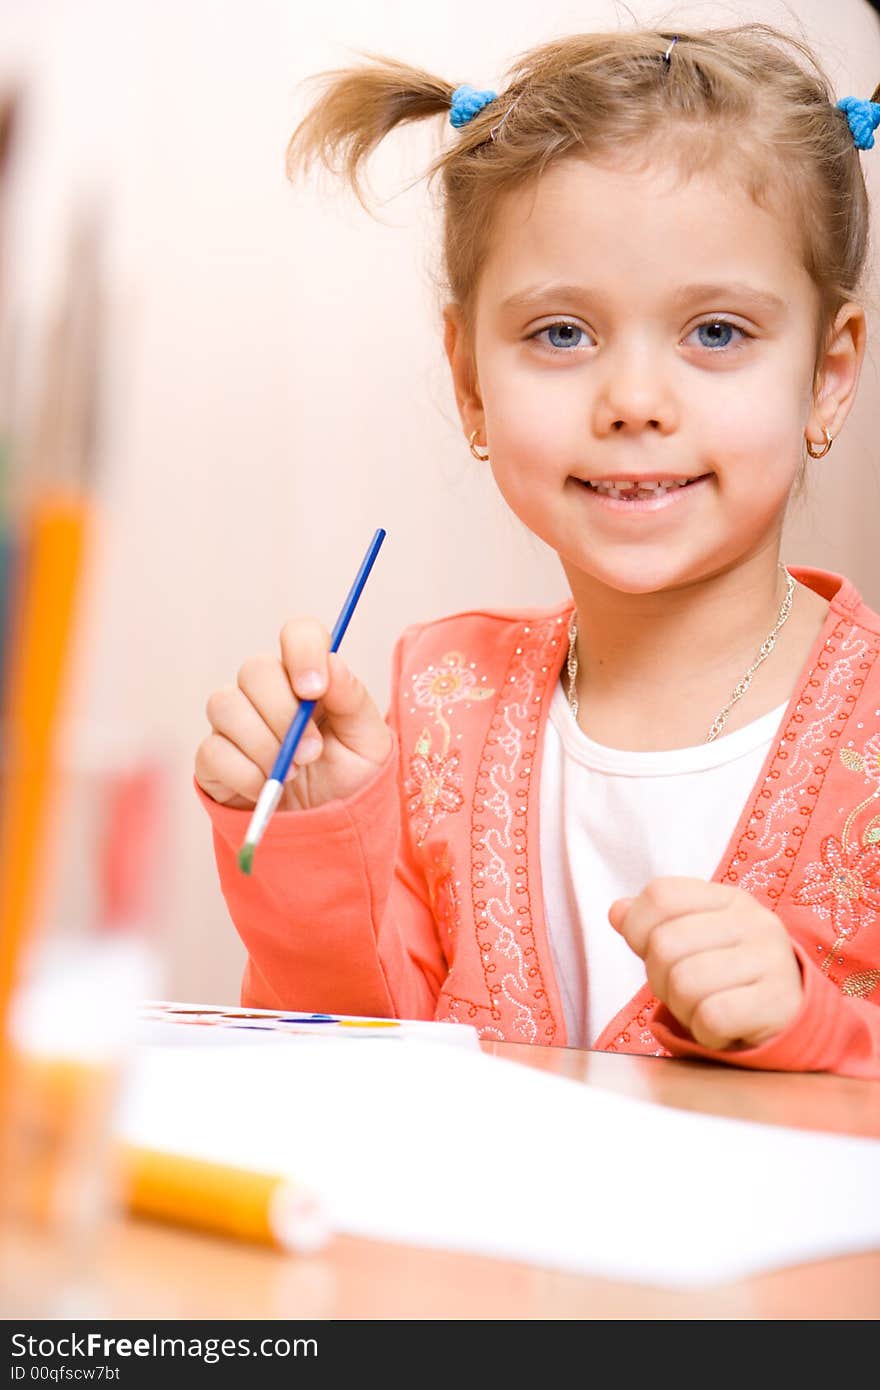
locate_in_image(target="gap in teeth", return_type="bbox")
[588,479,689,495]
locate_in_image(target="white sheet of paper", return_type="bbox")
[118,1037,880,1288]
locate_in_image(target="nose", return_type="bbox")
[593,340,676,437]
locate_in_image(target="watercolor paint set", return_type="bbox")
[139,1000,480,1048]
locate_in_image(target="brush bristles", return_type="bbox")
[237,843,255,876]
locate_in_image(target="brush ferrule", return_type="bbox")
[245,779,284,848]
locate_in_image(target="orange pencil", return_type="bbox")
[0,490,90,1053]
[120,1146,329,1254]
[0,213,101,1087]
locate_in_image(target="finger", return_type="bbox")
[320,651,374,725]
[206,684,292,782]
[278,617,333,703]
[195,732,267,807]
[234,655,302,743]
[612,877,737,957]
[318,652,392,762]
[235,657,324,765]
[688,982,783,1051]
[607,897,635,930]
[644,915,744,1001]
[660,945,760,1034]
[290,724,326,769]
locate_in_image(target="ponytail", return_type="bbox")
[286,53,456,204]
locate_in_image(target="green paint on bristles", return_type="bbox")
[238,843,255,876]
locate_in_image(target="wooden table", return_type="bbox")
[5,1044,880,1320]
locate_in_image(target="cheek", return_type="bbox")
[713,406,793,467]
[484,367,546,440]
[482,358,578,475]
[696,372,805,486]
[487,451,550,528]
[479,380,558,509]
[484,425,565,542]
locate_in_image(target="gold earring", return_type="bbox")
[805,426,834,459]
[468,428,489,461]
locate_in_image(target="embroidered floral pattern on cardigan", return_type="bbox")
[792,729,880,978]
[404,617,569,1044]
[405,744,464,848]
[720,623,873,903]
[467,617,568,1044]
[405,652,494,847]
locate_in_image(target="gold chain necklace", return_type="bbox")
[565,563,795,744]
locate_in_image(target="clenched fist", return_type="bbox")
[608,877,803,1051]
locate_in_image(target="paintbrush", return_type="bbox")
[237,526,386,874]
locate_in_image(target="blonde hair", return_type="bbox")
[287,24,873,493]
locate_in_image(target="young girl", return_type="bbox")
[195,24,880,1079]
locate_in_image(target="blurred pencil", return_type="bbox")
[0,434,15,710]
[0,91,21,751]
[0,89,20,313]
[0,493,91,1032]
[0,214,102,1081]
[0,91,19,202]
[121,1146,329,1254]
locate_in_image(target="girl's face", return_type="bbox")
[462,156,838,594]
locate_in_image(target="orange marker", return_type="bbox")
[121,1147,329,1254]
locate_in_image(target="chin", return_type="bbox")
[568,552,709,597]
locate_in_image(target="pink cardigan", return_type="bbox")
[198,565,880,1079]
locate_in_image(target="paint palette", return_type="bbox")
[139,1001,480,1048]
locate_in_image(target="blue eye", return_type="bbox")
[536,322,587,351]
[691,319,747,350]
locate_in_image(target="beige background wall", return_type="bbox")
[3,0,879,1003]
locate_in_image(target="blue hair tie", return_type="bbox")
[837,95,880,150]
[450,84,498,129]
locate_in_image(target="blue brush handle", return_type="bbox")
[269,697,316,784]
[267,526,386,787]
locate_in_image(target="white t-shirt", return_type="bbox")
[539,682,789,1047]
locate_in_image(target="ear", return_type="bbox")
[443,303,486,443]
[806,301,867,446]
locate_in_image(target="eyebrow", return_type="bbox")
[500,281,787,316]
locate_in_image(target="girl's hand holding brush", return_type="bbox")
[195,615,393,815]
